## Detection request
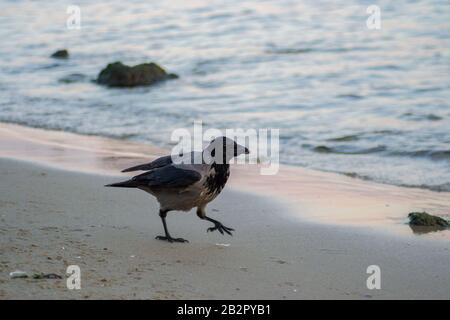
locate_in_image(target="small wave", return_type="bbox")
[336,94,364,100]
[342,172,372,181]
[413,87,443,93]
[367,64,402,71]
[426,114,443,121]
[312,145,386,155]
[192,57,231,75]
[326,134,360,142]
[206,12,233,20]
[399,182,450,193]
[401,112,443,121]
[34,63,63,70]
[389,150,450,161]
[113,133,140,140]
[265,46,370,55]
[341,172,450,192]
[265,48,314,55]
[58,73,88,84]
[0,118,70,133]
[371,130,403,136]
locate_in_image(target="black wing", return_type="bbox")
[121,151,203,172]
[121,155,173,172]
[107,165,201,189]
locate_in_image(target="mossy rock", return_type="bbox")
[97,62,178,87]
[408,212,449,227]
[51,49,69,59]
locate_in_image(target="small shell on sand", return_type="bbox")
[9,270,28,279]
[215,243,230,247]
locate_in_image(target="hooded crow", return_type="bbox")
[106,137,249,243]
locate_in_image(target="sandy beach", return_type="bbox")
[1,123,450,299]
[1,122,449,237]
[1,0,449,303]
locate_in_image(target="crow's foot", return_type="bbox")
[207,222,234,236]
[155,235,189,243]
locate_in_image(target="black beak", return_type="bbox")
[234,144,250,156]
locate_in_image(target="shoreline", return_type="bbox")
[1,122,449,240]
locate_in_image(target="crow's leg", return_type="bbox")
[155,210,188,243]
[196,208,234,236]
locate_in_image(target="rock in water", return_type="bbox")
[97,62,178,87]
[51,49,69,59]
[408,212,449,227]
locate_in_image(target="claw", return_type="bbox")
[207,223,234,236]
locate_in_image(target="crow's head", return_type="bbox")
[206,137,249,164]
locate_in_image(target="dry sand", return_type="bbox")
[1,123,450,299]
[1,158,450,299]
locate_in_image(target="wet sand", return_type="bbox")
[1,122,449,238]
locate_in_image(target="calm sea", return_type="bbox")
[0,0,449,191]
